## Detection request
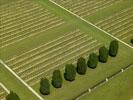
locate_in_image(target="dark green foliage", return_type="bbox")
[6,91,20,100]
[40,78,50,95]
[64,64,76,81]
[99,46,108,63]
[131,39,133,44]
[109,40,119,57]
[52,70,63,88]
[77,57,87,75]
[87,53,98,69]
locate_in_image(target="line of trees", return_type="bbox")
[39,40,119,95]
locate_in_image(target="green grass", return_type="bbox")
[0,0,133,100]
[32,43,133,100]
[0,0,16,5]
[0,86,8,99]
[0,64,38,100]
[84,0,133,45]
[0,23,74,60]
[52,0,133,45]
[79,67,133,100]
[1,0,132,61]
[85,0,133,23]
[124,35,133,45]
[30,0,133,99]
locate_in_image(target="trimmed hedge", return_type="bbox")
[52,70,63,88]
[77,57,87,75]
[40,78,50,95]
[6,91,20,100]
[109,40,119,57]
[64,64,76,81]
[131,39,133,44]
[87,53,98,69]
[99,46,108,63]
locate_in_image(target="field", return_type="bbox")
[53,0,133,45]
[0,0,133,100]
[0,63,39,100]
[0,0,17,5]
[0,0,65,48]
[79,66,133,100]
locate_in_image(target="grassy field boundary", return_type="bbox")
[0,82,10,94]
[49,0,133,49]
[0,59,44,100]
[73,64,133,100]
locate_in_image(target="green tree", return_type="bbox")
[77,57,87,75]
[64,64,76,81]
[52,70,63,88]
[40,78,50,95]
[109,40,119,57]
[87,53,98,69]
[131,39,133,44]
[6,91,20,100]
[99,46,108,63]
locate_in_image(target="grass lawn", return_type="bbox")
[85,0,133,23]
[84,0,133,45]
[79,66,133,100]
[0,23,74,60]
[0,63,38,100]
[1,0,132,61]
[51,0,133,46]
[32,43,133,100]
[0,0,16,5]
[32,0,133,99]
[124,36,133,46]
[0,0,133,100]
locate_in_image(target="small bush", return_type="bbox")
[77,57,87,75]
[6,91,20,100]
[87,53,98,69]
[131,39,133,44]
[52,70,63,88]
[40,78,50,95]
[64,64,76,81]
[99,46,108,63]
[109,40,119,57]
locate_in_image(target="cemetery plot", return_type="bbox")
[1,0,133,99]
[52,0,122,18]
[95,7,133,44]
[5,29,102,86]
[51,0,132,45]
[0,0,65,48]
